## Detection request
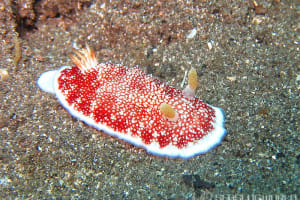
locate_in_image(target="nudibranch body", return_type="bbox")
[37,46,226,158]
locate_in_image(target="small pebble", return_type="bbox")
[0,68,9,81]
[186,28,197,39]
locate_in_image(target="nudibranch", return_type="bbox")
[37,46,226,158]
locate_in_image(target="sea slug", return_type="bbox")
[37,46,226,158]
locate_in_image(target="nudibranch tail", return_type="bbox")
[37,70,58,93]
[70,45,98,73]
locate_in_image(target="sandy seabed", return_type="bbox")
[0,0,299,199]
